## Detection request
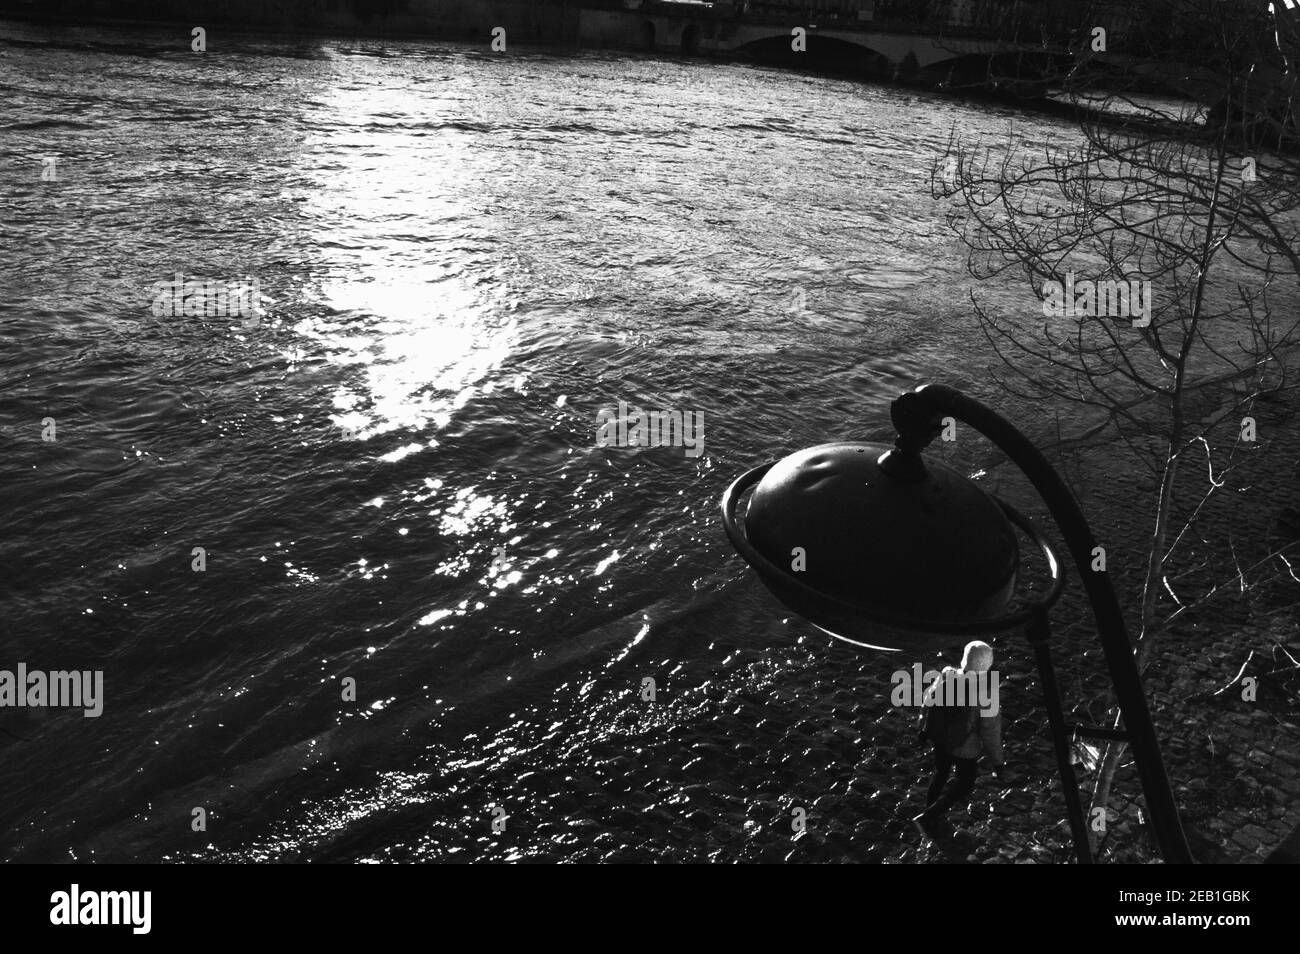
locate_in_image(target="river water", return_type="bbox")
[1,21,1151,862]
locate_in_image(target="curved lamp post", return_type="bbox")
[721,383,1193,864]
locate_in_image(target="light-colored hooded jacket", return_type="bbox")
[921,642,1004,762]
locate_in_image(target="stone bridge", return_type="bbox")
[577,8,1078,82]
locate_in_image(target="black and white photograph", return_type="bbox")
[1,0,1297,922]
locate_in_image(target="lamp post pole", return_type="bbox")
[1025,603,1094,864]
[889,384,1193,864]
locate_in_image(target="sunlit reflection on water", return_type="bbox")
[298,274,517,443]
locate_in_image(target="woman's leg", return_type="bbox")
[945,757,979,808]
[924,745,953,809]
[924,756,980,818]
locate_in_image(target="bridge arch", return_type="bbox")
[732,33,895,77]
[682,23,699,55]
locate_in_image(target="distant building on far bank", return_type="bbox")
[0,0,580,44]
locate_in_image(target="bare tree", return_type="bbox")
[931,0,1300,859]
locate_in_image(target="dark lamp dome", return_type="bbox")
[733,442,1019,648]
